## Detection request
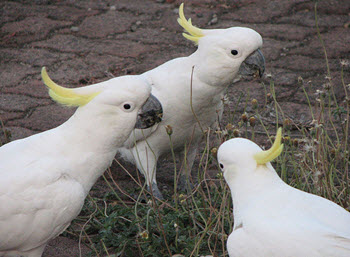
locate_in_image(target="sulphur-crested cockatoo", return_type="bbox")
[110,3,265,199]
[218,128,350,257]
[0,68,162,257]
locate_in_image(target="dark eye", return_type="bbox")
[220,163,224,169]
[231,50,238,56]
[123,104,131,110]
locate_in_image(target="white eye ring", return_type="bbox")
[121,102,135,112]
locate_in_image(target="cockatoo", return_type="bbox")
[0,68,162,257]
[112,3,265,199]
[217,128,350,257]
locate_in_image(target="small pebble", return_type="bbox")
[110,5,116,11]
[70,26,79,32]
[208,14,218,25]
[136,21,142,26]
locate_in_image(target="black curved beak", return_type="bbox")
[135,94,163,129]
[238,49,265,79]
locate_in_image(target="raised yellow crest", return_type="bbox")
[254,128,284,165]
[41,67,100,107]
[177,3,204,44]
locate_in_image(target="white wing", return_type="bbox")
[0,137,85,252]
[229,184,350,257]
[228,215,350,257]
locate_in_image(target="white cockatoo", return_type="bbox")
[217,128,350,257]
[0,68,162,257]
[112,3,265,199]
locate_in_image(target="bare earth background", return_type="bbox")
[0,0,349,256]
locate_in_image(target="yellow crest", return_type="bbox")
[41,67,100,107]
[254,128,284,165]
[177,3,204,44]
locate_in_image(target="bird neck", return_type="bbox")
[57,112,118,153]
[41,106,133,193]
[228,164,284,211]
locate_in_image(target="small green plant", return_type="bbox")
[67,165,232,257]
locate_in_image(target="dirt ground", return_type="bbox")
[0,0,349,256]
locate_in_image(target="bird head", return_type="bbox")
[217,128,283,183]
[41,67,163,130]
[177,3,265,84]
